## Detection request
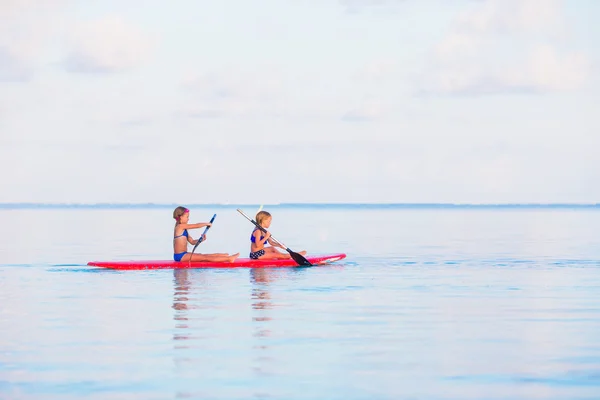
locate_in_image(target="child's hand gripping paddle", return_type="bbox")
[188,213,216,267]
[236,209,311,266]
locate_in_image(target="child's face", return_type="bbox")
[262,216,272,228]
[180,212,189,224]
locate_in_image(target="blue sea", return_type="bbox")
[1,204,600,400]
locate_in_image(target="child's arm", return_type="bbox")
[267,238,282,248]
[178,222,212,230]
[188,234,207,245]
[253,230,271,246]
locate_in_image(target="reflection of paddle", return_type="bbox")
[188,213,216,267]
[237,209,311,266]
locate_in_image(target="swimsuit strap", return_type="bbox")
[174,229,189,239]
[250,228,265,243]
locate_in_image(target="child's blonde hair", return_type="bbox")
[256,211,271,226]
[173,206,189,224]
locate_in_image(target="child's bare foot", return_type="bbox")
[228,253,240,263]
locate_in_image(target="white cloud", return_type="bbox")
[342,100,386,122]
[0,47,32,82]
[63,16,154,73]
[183,69,282,101]
[180,67,394,124]
[453,0,566,37]
[506,45,590,91]
[0,0,69,82]
[180,68,312,120]
[0,0,67,16]
[419,0,592,95]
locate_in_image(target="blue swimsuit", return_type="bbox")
[249,229,266,260]
[173,229,188,262]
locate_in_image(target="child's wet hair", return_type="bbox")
[173,206,189,223]
[256,211,271,226]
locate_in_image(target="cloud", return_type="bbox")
[62,16,154,74]
[180,68,287,119]
[182,70,282,102]
[342,101,386,122]
[418,0,592,96]
[0,47,33,82]
[180,65,397,123]
[0,0,67,16]
[0,1,69,82]
[453,0,566,37]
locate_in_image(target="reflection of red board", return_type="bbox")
[88,253,347,270]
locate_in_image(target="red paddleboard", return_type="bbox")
[88,253,346,270]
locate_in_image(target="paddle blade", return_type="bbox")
[287,249,312,266]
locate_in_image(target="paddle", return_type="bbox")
[236,208,311,266]
[188,213,216,267]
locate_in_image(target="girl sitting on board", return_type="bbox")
[173,206,239,263]
[249,211,307,260]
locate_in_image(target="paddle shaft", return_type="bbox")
[189,214,216,256]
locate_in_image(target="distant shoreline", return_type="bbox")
[1,203,598,210]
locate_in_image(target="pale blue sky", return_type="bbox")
[1,0,598,204]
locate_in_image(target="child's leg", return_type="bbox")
[265,247,307,258]
[183,252,240,263]
[261,247,291,259]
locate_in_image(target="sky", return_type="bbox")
[1,0,598,204]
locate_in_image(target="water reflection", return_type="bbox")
[169,267,306,386]
[171,269,214,358]
[250,269,274,336]
[250,268,276,379]
[249,268,308,381]
[172,269,193,346]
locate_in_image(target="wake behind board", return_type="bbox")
[88,253,346,270]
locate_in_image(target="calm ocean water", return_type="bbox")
[1,205,600,400]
